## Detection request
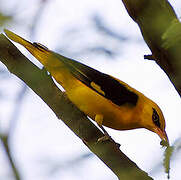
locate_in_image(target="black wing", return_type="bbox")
[56,54,138,107]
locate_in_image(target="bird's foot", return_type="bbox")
[97,134,120,148]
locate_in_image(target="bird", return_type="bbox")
[4,29,169,146]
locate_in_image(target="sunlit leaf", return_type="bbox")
[162,19,181,49]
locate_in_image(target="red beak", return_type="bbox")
[154,127,169,146]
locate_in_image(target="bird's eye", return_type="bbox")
[152,108,161,127]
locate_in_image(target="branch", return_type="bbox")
[0,34,153,179]
[0,135,21,180]
[0,84,26,180]
[122,0,181,97]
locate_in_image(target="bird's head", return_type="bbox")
[140,98,169,146]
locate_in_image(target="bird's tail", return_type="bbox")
[4,29,53,66]
[4,29,80,89]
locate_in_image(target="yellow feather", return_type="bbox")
[4,29,169,145]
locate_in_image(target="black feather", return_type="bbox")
[56,54,138,106]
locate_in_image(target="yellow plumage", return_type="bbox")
[4,29,169,145]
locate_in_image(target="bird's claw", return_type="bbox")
[97,134,120,148]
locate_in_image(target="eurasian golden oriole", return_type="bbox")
[4,29,169,146]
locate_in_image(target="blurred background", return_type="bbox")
[0,0,181,179]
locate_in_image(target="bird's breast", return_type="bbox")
[66,81,140,131]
